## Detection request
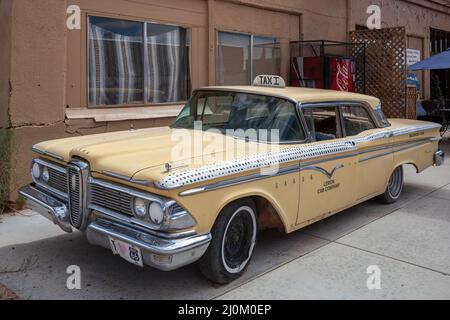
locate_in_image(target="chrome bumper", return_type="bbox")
[18,184,211,271]
[18,184,72,233]
[86,219,211,271]
[434,149,445,167]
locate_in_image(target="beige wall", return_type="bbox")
[0,0,13,128]
[8,0,67,127]
[3,0,450,200]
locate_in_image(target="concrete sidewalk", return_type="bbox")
[1,142,449,300]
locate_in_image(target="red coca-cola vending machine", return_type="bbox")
[291,55,356,92]
[328,57,356,92]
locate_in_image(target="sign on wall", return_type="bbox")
[407,49,421,66]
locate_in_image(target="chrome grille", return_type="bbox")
[47,167,68,194]
[89,183,133,216]
[67,166,82,228]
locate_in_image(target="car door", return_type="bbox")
[340,104,394,200]
[296,104,357,226]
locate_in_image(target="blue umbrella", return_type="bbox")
[408,48,450,70]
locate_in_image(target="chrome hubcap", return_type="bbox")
[388,166,403,199]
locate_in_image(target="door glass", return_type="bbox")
[303,106,340,141]
[341,105,376,136]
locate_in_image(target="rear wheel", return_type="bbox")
[198,199,257,284]
[378,166,404,204]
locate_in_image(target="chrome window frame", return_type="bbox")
[298,101,381,141]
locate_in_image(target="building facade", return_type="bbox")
[1,0,450,201]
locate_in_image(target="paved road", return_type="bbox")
[1,142,449,300]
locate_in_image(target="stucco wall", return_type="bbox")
[0,0,13,128]
[8,0,67,127]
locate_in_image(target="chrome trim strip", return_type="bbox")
[300,151,357,167]
[34,158,66,174]
[359,150,393,163]
[32,146,64,161]
[102,170,155,187]
[102,170,132,182]
[393,139,432,153]
[89,205,196,239]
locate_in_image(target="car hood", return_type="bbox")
[34,126,265,183]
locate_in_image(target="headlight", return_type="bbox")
[42,167,50,183]
[149,202,165,225]
[133,197,147,218]
[32,163,41,179]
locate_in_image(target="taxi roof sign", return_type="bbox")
[253,75,286,88]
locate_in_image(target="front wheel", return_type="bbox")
[198,199,257,284]
[378,166,404,204]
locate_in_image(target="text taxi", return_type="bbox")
[19,75,445,284]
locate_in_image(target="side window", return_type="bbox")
[303,106,341,141]
[341,105,376,136]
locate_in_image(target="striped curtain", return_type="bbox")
[146,24,189,103]
[88,17,144,106]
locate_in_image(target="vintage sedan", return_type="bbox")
[19,76,444,284]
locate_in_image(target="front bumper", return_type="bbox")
[18,184,73,233]
[434,149,445,167]
[18,184,211,271]
[86,219,211,271]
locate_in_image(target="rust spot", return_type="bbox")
[253,197,284,232]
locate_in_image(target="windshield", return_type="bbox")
[172,91,306,143]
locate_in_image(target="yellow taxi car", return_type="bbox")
[19,75,444,284]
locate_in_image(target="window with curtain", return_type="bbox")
[216,31,280,86]
[88,16,190,106]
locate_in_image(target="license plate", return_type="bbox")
[109,237,144,267]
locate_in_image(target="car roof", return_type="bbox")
[197,86,381,108]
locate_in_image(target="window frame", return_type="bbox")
[299,101,380,141]
[215,30,280,86]
[339,104,378,137]
[87,15,191,109]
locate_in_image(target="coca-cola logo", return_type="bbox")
[336,61,350,92]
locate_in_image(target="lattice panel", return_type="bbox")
[350,43,366,94]
[350,27,407,118]
[406,85,417,120]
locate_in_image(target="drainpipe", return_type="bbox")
[208,0,215,86]
[346,0,353,41]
